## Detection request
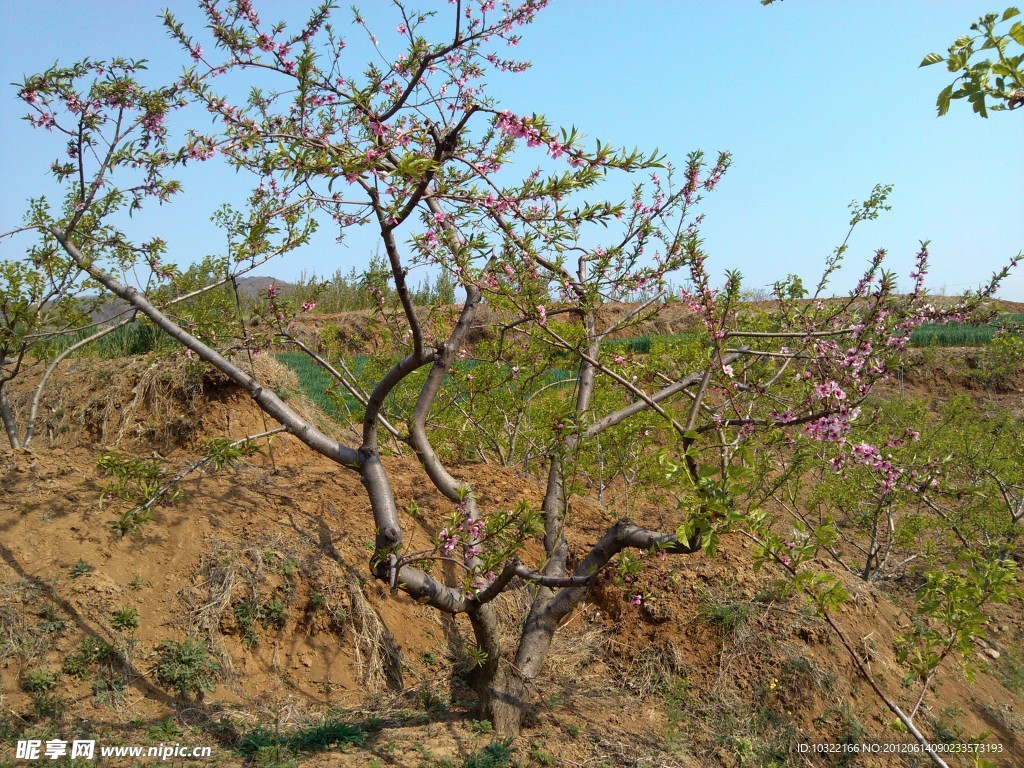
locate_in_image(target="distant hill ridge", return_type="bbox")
[88,275,293,322]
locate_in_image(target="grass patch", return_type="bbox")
[238,717,372,756]
[910,314,1024,347]
[274,351,365,420]
[463,739,515,768]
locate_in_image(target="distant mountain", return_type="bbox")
[232,275,296,297]
[87,275,294,321]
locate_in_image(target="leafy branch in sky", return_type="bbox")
[921,7,1024,117]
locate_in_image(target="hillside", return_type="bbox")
[1,348,1022,767]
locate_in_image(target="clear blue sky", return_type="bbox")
[2,1,1022,299]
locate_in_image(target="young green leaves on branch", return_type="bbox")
[921,7,1024,117]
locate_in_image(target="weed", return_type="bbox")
[91,672,129,707]
[415,685,450,712]
[37,607,66,634]
[112,606,140,632]
[779,654,835,695]
[69,560,93,579]
[251,745,300,768]
[528,741,555,765]
[63,637,115,678]
[21,668,57,693]
[152,638,220,700]
[147,718,183,741]
[666,682,801,766]
[994,651,1024,694]
[30,690,65,720]
[698,599,754,636]
[464,739,515,768]
[812,706,865,766]
[470,719,494,734]
[234,596,289,647]
[239,717,368,757]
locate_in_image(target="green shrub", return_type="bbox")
[464,740,514,768]
[21,668,57,693]
[63,637,115,678]
[153,638,220,700]
[111,606,140,632]
[974,334,1024,384]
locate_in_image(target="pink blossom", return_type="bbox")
[266,283,278,298]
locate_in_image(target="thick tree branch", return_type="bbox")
[51,227,361,467]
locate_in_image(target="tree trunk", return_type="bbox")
[466,606,530,738]
[473,664,529,738]
[0,386,21,450]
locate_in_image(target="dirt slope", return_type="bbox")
[1,354,1022,767]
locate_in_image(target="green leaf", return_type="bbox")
[969,90,989,117]
[1009,21,1024,47]
[919,52,945,67]
[936,83,954,116]
[1002,7,1021,22]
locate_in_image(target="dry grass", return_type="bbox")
[343,577,403,692]
[0,581,56,667]
[181,540,240,645]
[618,640,688,698]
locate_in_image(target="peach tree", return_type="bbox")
[9,0,1012,739]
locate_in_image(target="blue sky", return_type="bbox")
[1,1,1022,299]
